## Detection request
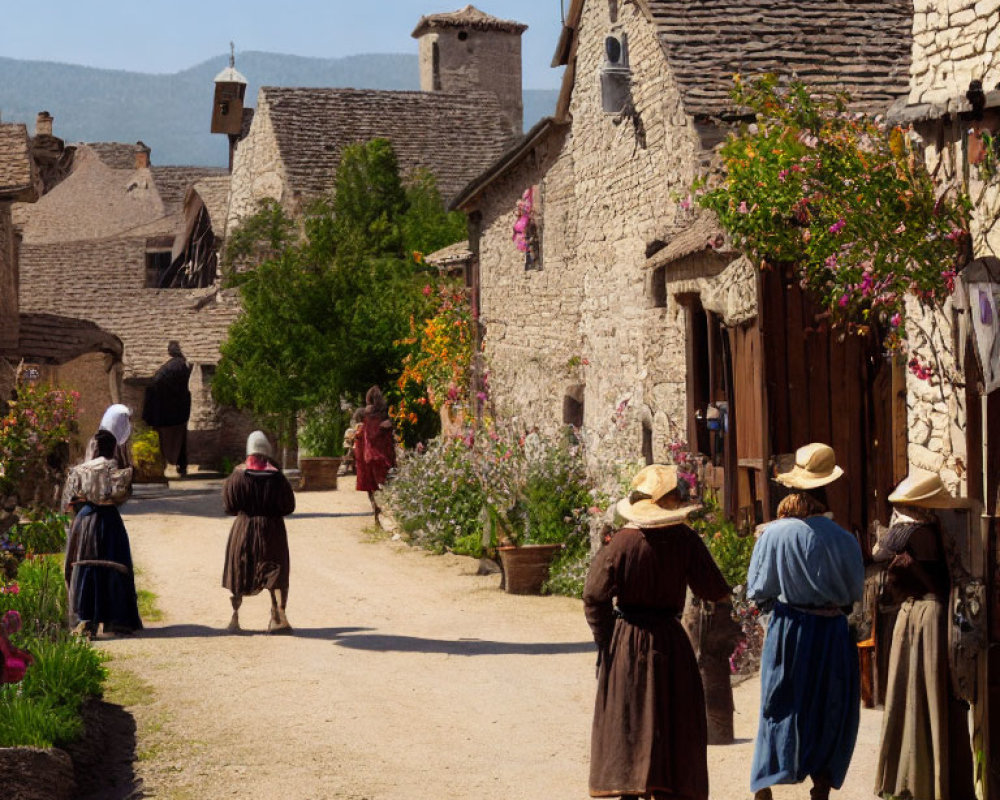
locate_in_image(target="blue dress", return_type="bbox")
[65,503,142,632]
[747,515,864,792]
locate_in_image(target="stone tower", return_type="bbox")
[412,5,527,137]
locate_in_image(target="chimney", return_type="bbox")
[135,141,151,169]
[35,111,53,137]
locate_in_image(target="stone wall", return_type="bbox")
[226,93,287,234]
[419,27,523,136]
[475,0,705,479]
[909,0,1000,105]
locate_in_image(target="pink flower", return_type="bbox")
[839,294,850,308]
[890,312,901,327]
[679,194,692,211]
[422,285,432,296]
[777,169,789,182]
[894,222,906,234]
[737,201,749,214]
[829,219,846,235]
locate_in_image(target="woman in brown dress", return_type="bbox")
[874,469,974,800]
[583,464,730,800]
[222,431,296,633]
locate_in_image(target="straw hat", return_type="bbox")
[615,464,702,528]
[888,469,964,508]
[773,442,844,489]
[246,431,273,459]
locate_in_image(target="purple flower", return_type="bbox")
[890,312,902,327]
[829,219,846,235]
[839,294,850,308]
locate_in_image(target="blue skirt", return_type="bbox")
[69,504,142,632]
[750,602,859,791]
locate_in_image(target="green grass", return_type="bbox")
[136,589,163,622]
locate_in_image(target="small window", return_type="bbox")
[457,30,469,41]
[563,384,585,428]
[642,420,654,465]
[432,42,442,91]
[144,250,172,287]
[651,265,667,308]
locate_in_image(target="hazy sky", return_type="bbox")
[0,1,568,89]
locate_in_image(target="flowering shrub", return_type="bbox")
[512,187,534,252]
[7,508,69,556]
[0,378,79,499]
[394,283,476,446]
[379,426,600,596]
[696,75,970,353]
[131,425,165,480]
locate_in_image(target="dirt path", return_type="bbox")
[95,478,882,800]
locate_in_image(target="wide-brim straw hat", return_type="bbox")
[888,468,966,508]
[615,464,702,528]
[774,442,844,489]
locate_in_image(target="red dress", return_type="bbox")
[355,414,396,491]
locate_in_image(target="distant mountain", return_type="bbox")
[0,53,559,166]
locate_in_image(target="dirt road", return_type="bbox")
[96,478,882,800]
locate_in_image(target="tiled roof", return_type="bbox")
[261,86,515,205]
[424,240,472,267]
[411,5,527,37]
[647,211,734,269]
[0,123,37,201]
[19,236,241,376]
[151,166,228,215]
[644,0,912,117]
[86,142,142,170]
[188,176,231,231]
[11,313,123,365]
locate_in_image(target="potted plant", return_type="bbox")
[131,426,167,484]
[297,404,346,491]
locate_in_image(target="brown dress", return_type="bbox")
[221,466,295,596]
[874,521,974,799]
[583,523,730,799]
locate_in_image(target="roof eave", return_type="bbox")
[451,117,567,212]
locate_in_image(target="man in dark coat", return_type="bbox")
[142,341,192,476]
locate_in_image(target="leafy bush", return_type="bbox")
[8,508,69,555]
[381,427,602,595]
[380,436,486,556]
[16,631,106,708]
[299,403,347,457]
[1,555,67,635]
[688,493,755,587]
[131,425,165,479]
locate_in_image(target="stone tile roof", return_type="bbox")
[425,240,472,267]
[11,312,123,364]
[188,176,231,231]
[151,166,228,215]
[261,86,516,205]
[647,211,734,269]
[411,5,527,37]
[19,236,241,377]
[86,142,142,170]
[0,123,37,201]
[644,0,912,117]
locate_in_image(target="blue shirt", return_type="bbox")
[747,516,864,608]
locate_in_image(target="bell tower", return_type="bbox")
[211,44,247,170]
[412,6,526,137]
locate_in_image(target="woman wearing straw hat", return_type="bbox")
[222,431,296,633]
[748,443,865,800]
[583,464,730,800]
[873,469,974,800]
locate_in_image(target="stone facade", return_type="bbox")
[910,0,1000,105]
[469,0,703,474]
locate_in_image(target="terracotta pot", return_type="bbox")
[298,457,341,491]
[497,543,563,595]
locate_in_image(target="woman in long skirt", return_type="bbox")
[222,431,295,633]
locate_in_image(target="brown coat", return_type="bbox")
[221,466,295,596]
[583,523,729,799]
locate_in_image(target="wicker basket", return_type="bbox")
[498,544,563,595]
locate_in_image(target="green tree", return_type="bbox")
[213,139,466,448]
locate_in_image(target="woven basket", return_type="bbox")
[498,544,563,595]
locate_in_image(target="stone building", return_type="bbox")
[455,0,912,533]
[888,1,1000,792]
[225,5,524,233]
[13,116,249,463]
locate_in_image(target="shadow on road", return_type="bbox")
[135,624,374,639]
[334,632,596,656]
[290,511,373,520]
